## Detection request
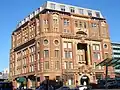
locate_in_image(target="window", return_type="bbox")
[44,61,49,69]
[84,22,87,28]
[53,19,58,24]
[63,42,67,48]
[68,51,72,58]
[105,53,109,59]
[64,61,67,69]
[96,12,100,18]
[45,76,49,80]
[64,29,69,33]
[91,23,97,27]
[38,62,40,70]
[93,52,100,60]
[44,50,49,58]
[55,50,59,58]
[64,51,68,58]
[54,28,58,32]
[93,44,100,50]
[64,51,72,58]
[60,5,65,11]
[70,7,75,13]
[93,62,97,69]
[68,42,72,48]
[50,3,55,9]
[75,21,78,27]
[69,62,73,69]
[63,42,72,48]
[55,61,60,69]
[37,52,40,61]
[31,65,34,72]
[87,10,92,16]
[64,19,69,26]
[44,20,48,24]
[78,55,84,61]
[31,54,34,62]
[96,45,100,50]
[44,28,49,32]
[79,21,82,28]
[79,9,84,14]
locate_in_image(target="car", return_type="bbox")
[75,85,88,90]
[56,86,70,90]
[0,82,13,90]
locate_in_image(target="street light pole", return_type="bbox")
[105,64,108,89]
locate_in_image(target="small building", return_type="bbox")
[111,42,120,74]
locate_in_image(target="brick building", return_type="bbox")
[9,1,114,88]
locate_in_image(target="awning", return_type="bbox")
[96,58,120,66]
[17,77,26,83]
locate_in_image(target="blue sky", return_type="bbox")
[0,0,120,71]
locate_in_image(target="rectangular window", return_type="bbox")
[79,9,84,14]
[64,61,67,69]
[105,53,109,59]
[63,42,67,48]
[50,3,55,9]
[31,54,34,62]
[55,50,59,58]
[38,62,40,70]
[44,20,48,24]
[44,28,49,32]
[87,10,92,16]
[93,44,100,50]
[93,62,97,69]
[31,65,34,72]
[60,5,65,11]
[64,19,69,26]
[70,51,72,59]
[54,28,58,32]
[55,61,60,69]
[64,29,69,33]
[75,21,78,27]
[96,12,100,18]
[69,62,73,69]
[96,45,100,50]
[78,55,80,61]
[44,61,49,69]
[64,51,68,58]
[78,55,84,61]
[79,21,82,28]
[68,42,72,48]
[53,19,58,24]
[37,52,40,61]
[64,51,72,59]
[70,7,75,13]
[91,23,97,27]
[93,52,100,60]
[81,55,84,61]
[84,22,87,28]
[44,50,49,58]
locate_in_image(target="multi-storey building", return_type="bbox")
[9,1,114,88]
[111,42,120,73]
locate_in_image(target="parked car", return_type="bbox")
[0,82,13,90]
[75,85,88,90]
[56,86,70,90]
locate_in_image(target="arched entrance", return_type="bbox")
[80,75,90,85]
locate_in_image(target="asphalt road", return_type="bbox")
[92,89,120,90]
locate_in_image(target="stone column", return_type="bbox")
[87,44,91,65]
